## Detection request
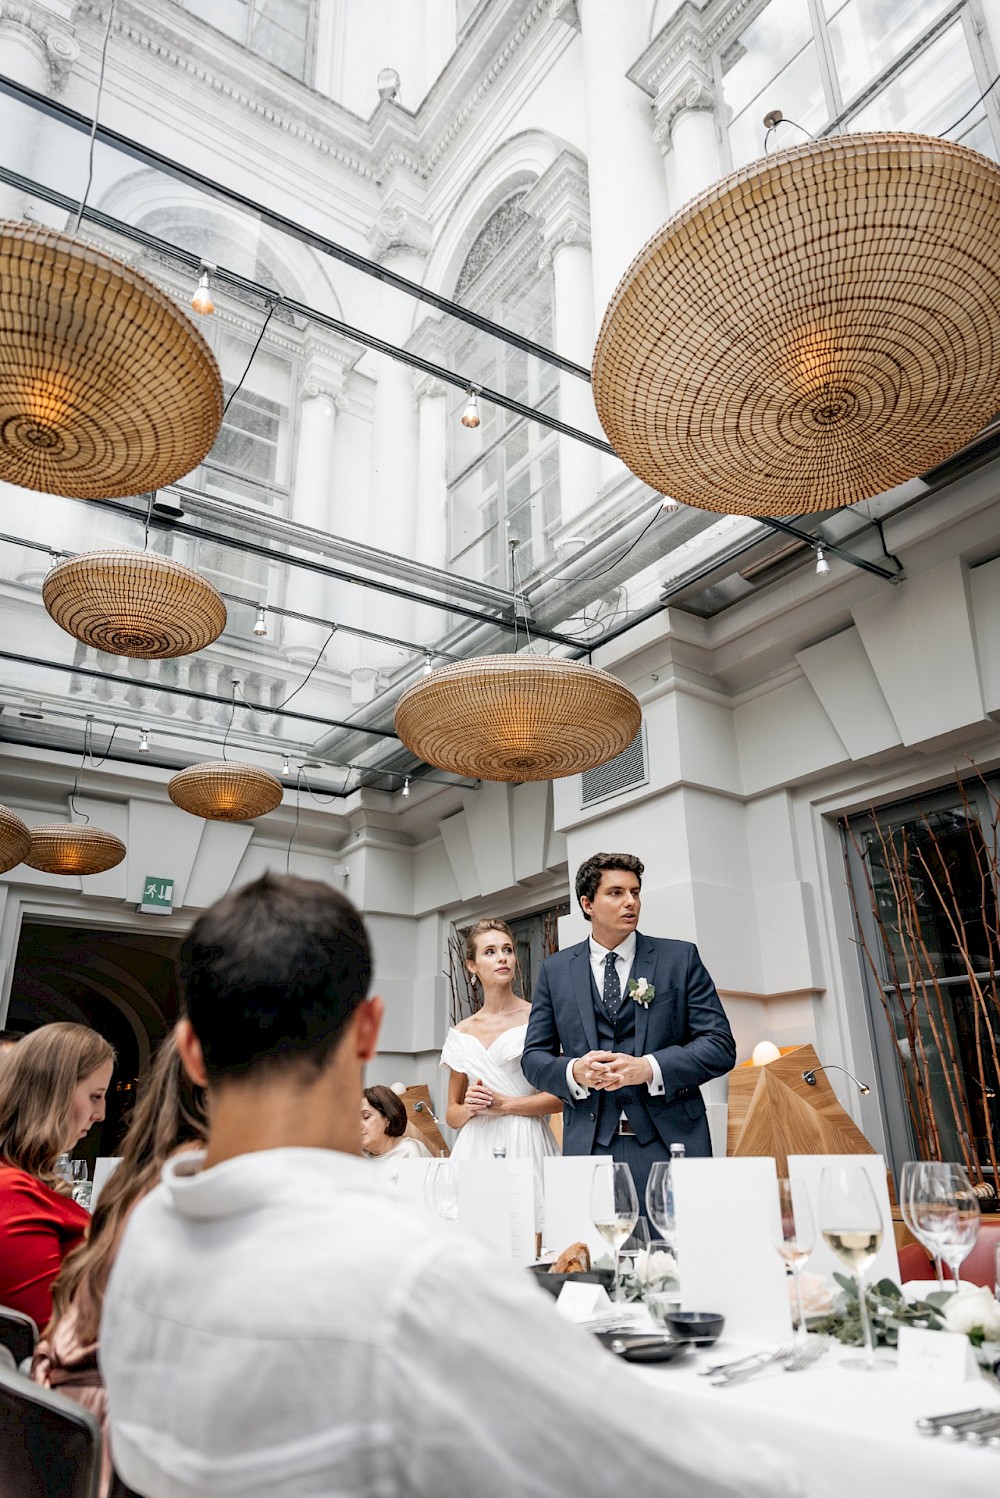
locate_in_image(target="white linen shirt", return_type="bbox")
[100,1148,800,1498]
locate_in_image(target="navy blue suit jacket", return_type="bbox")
[521,933,735,1157]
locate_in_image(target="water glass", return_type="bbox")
[770,1177,815,1337]
[641,1243,681,1327]
[644,1160,676,1249]
[590,1161,639,1304]
[423,1159,459,1223]
[70,1159,92,1210]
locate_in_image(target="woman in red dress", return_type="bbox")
[0,1023,115,1327]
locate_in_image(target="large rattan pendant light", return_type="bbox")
[168,762,284,821]
[43,550,227,658]
[394,655,641,782]
[0,805,31,874]
[0,221,223,498]
[592,132,1000,517]
[25,823,126,876]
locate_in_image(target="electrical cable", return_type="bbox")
[941,72,1000,137]
[222,301,279,419]
[71,0,117,236]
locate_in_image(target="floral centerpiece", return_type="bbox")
[807,1275,1000,1380]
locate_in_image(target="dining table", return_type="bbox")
[618,1327,1000,1498]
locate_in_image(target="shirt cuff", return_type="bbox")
[567,1059,589,1099]
[644,1055,665,1095]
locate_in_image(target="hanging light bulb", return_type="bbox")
[461,386,481,428]
[662,494,679,511]
[253,605,268,637]
[815,545,831,577]
[138,728,149,753]
[423,652,433,676]
[402,776,411,798]
[191,264,215,316]
[281,753,290,778]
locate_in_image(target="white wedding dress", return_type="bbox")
[440,1024,558,1175]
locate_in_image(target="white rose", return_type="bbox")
[632,1246,678,1287]
[792,1272,836,1316]
[941,1285,1000,1341]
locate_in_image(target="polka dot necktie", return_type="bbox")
[602,951,622,1019]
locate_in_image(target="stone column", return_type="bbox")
[282,350,347,665]
[577,0,672,320]
[0,3,79,219]
[523,150,602,526]
[364,198,429,656]
[654,61,722,209]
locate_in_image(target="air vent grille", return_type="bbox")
[580,727,647,806]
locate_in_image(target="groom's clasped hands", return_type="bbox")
[572,1050,654,1090]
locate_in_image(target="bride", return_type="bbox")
[441,919,561,1180]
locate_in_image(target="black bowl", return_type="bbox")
[662,1310,725,1345]
[526,1264,614,1298]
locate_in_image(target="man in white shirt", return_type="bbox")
[101,872,794,1498]
[523,853,735,1212]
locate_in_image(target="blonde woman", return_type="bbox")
[0,1023,114,1326]
[33,1033,207,1497]
[441,920,560,1186]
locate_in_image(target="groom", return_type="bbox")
[522,853,736,1212]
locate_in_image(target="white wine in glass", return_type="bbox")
[590,1160,638,1303]
[818,1164,890,1372]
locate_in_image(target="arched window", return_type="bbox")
[446,194,559,585]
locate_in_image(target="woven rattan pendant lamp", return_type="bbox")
[168,762,284,821]
[0,805,31,874]
[394,655,641,782]
[592,132,1000,517]
[26,823,126,876]
[0,221,223,498]
[43,550,227,659]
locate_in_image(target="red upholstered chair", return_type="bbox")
[954,1218,1000,1290]
[897,1241,934,1281]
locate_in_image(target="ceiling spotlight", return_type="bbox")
[461,386,481,429]
[402,775,411,798]
[815,545,831,577]
[138,728,149,753]
[253,605,268,637]
[662,494,679,511]
[281,753,290,778]
[191,264,215,316]
[423,653,433,676]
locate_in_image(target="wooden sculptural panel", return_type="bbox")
[727,1044,875,1179]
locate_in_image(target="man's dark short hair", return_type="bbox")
[574,853,644,921]
[180,873,372,1082]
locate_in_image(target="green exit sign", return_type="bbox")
[139,876,174,914]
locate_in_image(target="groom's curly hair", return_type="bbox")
[575,853,644,918]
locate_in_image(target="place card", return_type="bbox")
[671,1157,793,1343]
[897,1325,981,1383]
[555,1280,614,1322]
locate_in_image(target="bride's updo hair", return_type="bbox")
[464,918,515,969]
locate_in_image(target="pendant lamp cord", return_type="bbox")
[510,542,534,655]
[69,717,94,825]
[71,0,117,237]
[221,679,238,762]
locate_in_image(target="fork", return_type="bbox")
[700,1340,799,1378]
[711,1335,830,1387]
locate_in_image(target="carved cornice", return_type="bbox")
[301,340,354,402]
[521,148,590,254]
[652,57,717,144]
[0,1,80,90]
[629,0,760,101]
[547,0,579,27]
[367,198,433,262]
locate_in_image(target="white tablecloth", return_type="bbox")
[632,1336,999,1498]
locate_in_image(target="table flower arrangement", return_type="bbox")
[808,1274,1000,1379]
[595,1246,679,1303]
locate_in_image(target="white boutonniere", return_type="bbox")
[628,976,655,1008]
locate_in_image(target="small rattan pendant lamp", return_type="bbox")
[0,805,31,874]
[43,550,227,659]
[25,823,126,876]
[592,132,1000,517]
[168,762,284,821]
[0,221,223,498]
[394,655,641,782]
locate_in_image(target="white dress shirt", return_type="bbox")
[100,1148,799,1498]
[565,932,666,1101]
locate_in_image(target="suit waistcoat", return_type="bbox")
[590,971,656,1148]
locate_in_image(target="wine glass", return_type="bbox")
[818,1164,890,1372]
[69,1159,92,1210]
[423,1160,459,1223]
[590,1160,638,1304]
[934,1164,981,1288]
[771,1177,815,1338]
[644,1161,676,1250]
[899,1161,945,1287]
